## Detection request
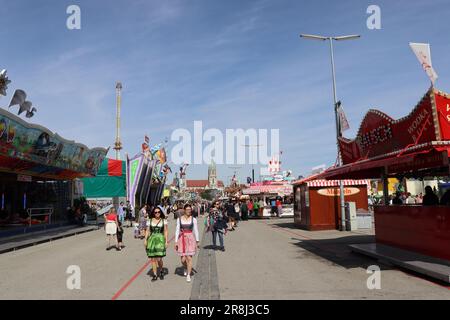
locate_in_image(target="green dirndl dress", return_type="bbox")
[146,219,166,258]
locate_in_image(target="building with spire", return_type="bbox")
[179,161,224,196]
[208,160,218,189]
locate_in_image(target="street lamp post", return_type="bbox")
[300,33,360,231]
[242,144,264,183]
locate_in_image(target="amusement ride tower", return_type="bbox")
[113,82,123,160]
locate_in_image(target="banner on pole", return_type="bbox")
[409,42,438,85]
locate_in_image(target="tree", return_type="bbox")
[200,190,214,201]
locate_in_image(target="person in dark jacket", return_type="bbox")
[392,192,403,205]
[226,201,236,231]
[207,201,226,251]
[240,200,249,221]
[423,186,439,206]
[440,189,450,206]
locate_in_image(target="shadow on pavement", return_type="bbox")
[290,235,395,271]
[146,267,169,277]
[174,266,198,277]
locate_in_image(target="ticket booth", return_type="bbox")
[293,179,369,231]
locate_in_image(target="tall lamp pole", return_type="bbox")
[300,34,360,231]
[114,82,123,160]
[242,144,264,183]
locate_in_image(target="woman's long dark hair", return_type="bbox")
[149,206,166,219]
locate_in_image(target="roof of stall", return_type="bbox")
[315,88,450,180]
[0,107,108,180]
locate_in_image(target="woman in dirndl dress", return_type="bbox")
[145,206,169,281]
[175,204,200,282]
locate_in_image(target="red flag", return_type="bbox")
[107,159,122,176]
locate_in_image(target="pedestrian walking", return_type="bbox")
[258,199,265,216]
[145,206,169,282]
[253,200,259,218]
[247,200,254,218]
[270,198,277,217]
[104,208,120,251]
[207,201,226,251]
[138,205,149,239]
[276,198,283,217]
[241,200,249,221]
[117,220,124,250]
[117,202,125,223]
[234,201,241,225]
[125,201,134,227]
[226,201,237,231]
[423,186,439,206]
[175,204,200,282]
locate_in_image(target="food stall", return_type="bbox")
[242,182,294,218]
[292,179,369,231]
[318,87,450,264]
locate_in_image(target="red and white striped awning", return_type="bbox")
[306,180,369,187]
[242,185,293,195]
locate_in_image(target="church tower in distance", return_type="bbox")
[208,160,218,189]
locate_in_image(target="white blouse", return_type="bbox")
[175,217,199,242]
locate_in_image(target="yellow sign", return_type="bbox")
[317,187,360,197]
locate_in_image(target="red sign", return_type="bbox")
[17,174,32,182]
[434,91,450,140]
[339,88,450,165]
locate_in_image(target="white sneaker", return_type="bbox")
[186,275,191,282]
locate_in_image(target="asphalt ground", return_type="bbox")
[0,217,449,300]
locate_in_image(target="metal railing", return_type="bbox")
[26,208,53,227]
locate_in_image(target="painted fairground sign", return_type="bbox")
[0,108,108,178]
[317,187,360,197]
[339,87,450,165]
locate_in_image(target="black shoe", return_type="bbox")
[151,275,158,282]
[221,247,225,252]
[159,272,164,280]
[106,247,111,251]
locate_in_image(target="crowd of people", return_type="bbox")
[389,186,450,206]
[102,198,254,283]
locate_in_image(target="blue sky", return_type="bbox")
[1,0,450,183]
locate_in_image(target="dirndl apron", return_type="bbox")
[176,217,197,256]
[146,219,166,258]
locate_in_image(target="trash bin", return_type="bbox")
[345,202,357,231]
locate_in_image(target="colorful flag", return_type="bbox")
[150,143,162,154]
[268,156,281,173]
[336,101,350,134]
[409,42,438,85]
[157,147,167,163]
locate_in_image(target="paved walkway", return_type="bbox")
[0,225,98,254]
[0,217,448,300]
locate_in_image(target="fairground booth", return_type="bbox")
[0,107,107,231]
[317,87,450,277]
[292,178,369,231]
[242,181,294,218]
